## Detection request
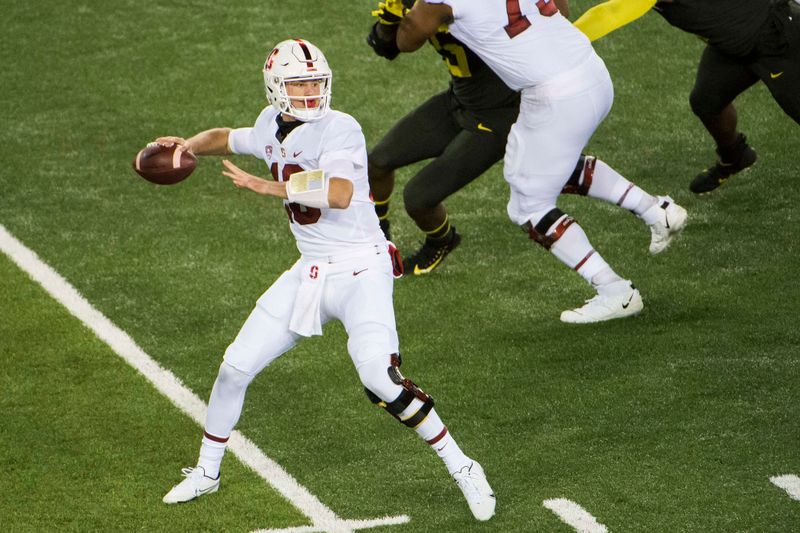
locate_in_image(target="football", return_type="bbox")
[133,143,197,185]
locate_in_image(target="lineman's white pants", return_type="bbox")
[505,53,614,226]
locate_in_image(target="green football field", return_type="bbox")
[2,1,798,531]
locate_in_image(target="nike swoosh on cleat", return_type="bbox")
[353,268,368,276]
[197,485,217,495]
[621,293,635,309]
[413,256,444,275]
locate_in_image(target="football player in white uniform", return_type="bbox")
[156,39,496,521]
[395,0,688,323]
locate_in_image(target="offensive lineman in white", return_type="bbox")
[156,39,496,521]
[395,0,688,323]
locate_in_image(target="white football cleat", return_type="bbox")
[452,461,496,521]
[163,466,220,504]
[560,280,643,324]
[646,196,688,255]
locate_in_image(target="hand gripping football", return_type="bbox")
[133,143,197,185]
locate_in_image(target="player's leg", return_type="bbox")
[163,266,303,503]
[562,155,688,254]
[402,125,506,274]
[755,13,800,124]
[507,61,642,323]
[368,91,461,240]
[688,46,760,193]
[329,260,495,520]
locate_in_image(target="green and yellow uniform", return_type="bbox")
[369,27,519,217]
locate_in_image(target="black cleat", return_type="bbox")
[403,228,461,275]
[690,135,757,194]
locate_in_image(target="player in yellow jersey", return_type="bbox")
[575,0,800,193]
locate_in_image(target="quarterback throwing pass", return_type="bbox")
[155,39,495,521]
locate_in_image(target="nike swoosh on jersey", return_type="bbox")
[293,150,303,157]
[353,268,369,276]
[770,72,784,79]
[476,123,493,132]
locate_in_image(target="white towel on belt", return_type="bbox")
[289,262,327,337]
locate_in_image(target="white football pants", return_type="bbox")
[204,246,404,439]
[505,53,615,226]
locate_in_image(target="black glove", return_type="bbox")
[367,21,401,60]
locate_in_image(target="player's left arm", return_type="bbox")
[221,160,353,209]
[397,1,453,52]
[573,0,656,41]
[324,178,353,209]
[221,159,287,198]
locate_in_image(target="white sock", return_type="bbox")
[639,198,666,225]
[549,220,617,285]
[586,159,656,215]
[197,433,226,479]
[590,267,623,289]
[414,408,469,474]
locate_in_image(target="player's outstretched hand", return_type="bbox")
[222,159,276,197]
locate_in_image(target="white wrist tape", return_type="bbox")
[286,168,329,209]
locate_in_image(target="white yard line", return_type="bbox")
[771,475,800,501]
[0,224,409,533]
[543,498,608,533]
[252,515,412,533]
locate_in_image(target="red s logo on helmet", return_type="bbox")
[266,48,279,70]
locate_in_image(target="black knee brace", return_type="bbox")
[562,155,596,196]
[521,208,575,250]
[364,354,435,428]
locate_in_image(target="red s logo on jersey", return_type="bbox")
[310,265,319,279]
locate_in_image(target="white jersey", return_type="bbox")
[229,107,385,257]
[427,0,595,90]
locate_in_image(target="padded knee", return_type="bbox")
[362,354,435,429]
[216,360,256,393]
[522,208,576,250]
[561,155,596,196]
[358,354,403,402]
[689,86,726,121]
[368,145,395,174]
[403,176,439,212]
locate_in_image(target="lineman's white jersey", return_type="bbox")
[426,0,595,90]
[228,107,385,257]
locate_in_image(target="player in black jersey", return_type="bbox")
[366,0,687,282]
[575,0,800,193]
[366,0,518,274]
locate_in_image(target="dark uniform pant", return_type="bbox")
[691,4,800,124]
[369,90,513,212]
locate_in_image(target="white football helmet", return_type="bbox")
[263,39,332,122]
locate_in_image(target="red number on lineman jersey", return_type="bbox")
[270,162,322,225]
[504,0,558,38]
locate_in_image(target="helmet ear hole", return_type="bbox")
[263,39,332,122]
